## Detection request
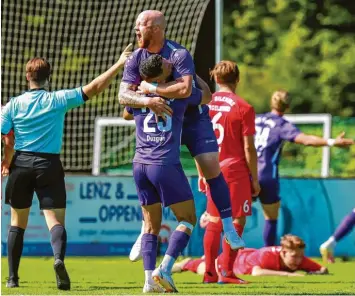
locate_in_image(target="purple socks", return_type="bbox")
[206,173,232,219]
[333,211,355,242]
[264,219,277,246]
[142,233,158,271]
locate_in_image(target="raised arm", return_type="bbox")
[82,44,133,99]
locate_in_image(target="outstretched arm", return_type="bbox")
[294,131,354,147]
[83,44,133,99]
[252,266,304,277]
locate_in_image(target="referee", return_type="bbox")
[1,44,132,290]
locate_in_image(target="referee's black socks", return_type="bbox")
[50,224,67,261]
[8,226,25,279]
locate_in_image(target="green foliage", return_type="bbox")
[223,0,355,116]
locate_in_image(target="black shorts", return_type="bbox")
[5,151,66,210]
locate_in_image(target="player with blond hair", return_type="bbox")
[173,234,328,277]
[255,90,354,247]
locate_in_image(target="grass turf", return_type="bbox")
[1,257,354,295]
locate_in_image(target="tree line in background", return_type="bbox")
[223,0,355,117]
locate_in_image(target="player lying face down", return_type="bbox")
[172,234,328,277]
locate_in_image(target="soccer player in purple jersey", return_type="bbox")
[121,54,211,293]
[119,10,244,261]
[255,90,354,247]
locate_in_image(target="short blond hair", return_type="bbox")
[280,234,305,250]
[270,90,290,112]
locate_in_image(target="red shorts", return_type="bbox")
[207,176,252,218]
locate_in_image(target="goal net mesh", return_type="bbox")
[1,0,210,171]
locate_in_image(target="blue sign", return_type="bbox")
[2,176,354,256]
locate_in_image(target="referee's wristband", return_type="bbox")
[327,138,335,146]
[148,82,158,94]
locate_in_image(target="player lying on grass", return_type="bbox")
[120,53,212,293]
[119,10,245,260]
[196,60,260,285]
[1,44,132,290]
[254,90,354,247]
[173,234,328,277]
[320,208,355,264]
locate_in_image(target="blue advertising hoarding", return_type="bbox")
[1,176,354,257]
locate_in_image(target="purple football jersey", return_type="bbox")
[255,112,301,180]
[123,39,210,132]
[130,94,201,164]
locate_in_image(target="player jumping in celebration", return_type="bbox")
[120,10,244,263]
[173,235,328,277]
[120,54,211,293]
[320,208,355,263]
[1,44,132,290]
[255,90,354,247]
[197,61,260,284]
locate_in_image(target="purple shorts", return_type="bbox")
[257,179,280,204]
[182,118,218,157]
[133,162,193,207]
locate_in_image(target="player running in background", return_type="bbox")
[120,54,211,293]
[1,45,132,290]
[320,208,355,263]
[255,90,354,247]
[119,10,244,261]
[197,61,259,284]
[173,234,328,277]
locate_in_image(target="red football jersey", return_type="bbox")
[208,92,255,181]
[233,247,323,275]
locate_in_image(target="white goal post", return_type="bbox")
[92,114,332,178]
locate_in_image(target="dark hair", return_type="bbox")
[139,54,163,79]
[26,57,51,84]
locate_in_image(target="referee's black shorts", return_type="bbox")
[5,151,66,210]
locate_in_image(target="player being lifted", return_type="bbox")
[120,54,211,293]
[254,90,354,247]
[197,61,259,284]
[119,10,245,262]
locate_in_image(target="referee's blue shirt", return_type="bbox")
[1,87,85,154]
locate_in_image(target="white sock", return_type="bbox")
[160,254,175,273]
[321,236,336,249]
[145,270,154,284]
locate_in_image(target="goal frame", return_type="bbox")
[92,114,332,177]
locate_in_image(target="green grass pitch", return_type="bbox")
[1,257,354,295]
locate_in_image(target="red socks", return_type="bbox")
[221,223,244,273]
[203,221,222,275]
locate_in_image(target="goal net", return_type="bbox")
[93,114,332,177]
[1,0,210,171]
